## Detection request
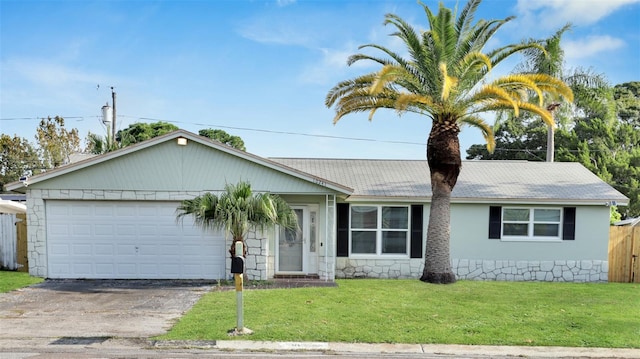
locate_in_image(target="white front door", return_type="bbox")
[277,206,318,274]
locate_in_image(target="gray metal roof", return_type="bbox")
[270,158,629,204]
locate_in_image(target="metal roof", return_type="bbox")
[270,158,630,205]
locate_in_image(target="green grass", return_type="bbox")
[0,270,43,293]
[160,279,640,348]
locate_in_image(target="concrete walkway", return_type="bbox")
[1,337,639,358]
[194,340,640,358]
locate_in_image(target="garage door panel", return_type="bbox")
[95,244,114,255]
[46,201,226,279]
[95,224,115,236]
[72,224,91,236]
[70,204,92,216]
[72,244,92,255]
[49,243,70,256]
[49,223,70,236]
[95,263,115,276]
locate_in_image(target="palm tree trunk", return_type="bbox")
[421,175,456,283]
[420,119,460,284]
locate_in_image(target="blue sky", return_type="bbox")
[2,0,639,159]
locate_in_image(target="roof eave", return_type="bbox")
[341,196,629,206]
[451,197,630,206]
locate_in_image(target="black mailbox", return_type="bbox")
[231,256,244,274]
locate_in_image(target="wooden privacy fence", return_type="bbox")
[0,213,28,272]
[608,225,639,283]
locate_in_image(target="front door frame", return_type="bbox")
[275,205,318,275]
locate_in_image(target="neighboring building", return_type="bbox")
[6,130,629,282]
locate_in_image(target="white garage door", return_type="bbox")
[45,200,226,279]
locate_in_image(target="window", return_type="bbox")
[350,205,409,255]
[502,207,562,240]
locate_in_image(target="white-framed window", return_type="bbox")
[350,205,409,255]
[502,207,562,241]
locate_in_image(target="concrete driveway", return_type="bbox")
[0,279,214,339]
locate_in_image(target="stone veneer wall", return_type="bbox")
[317,254,335,281]
[453,259,608,282]
[336,258,608,282]
[335,258,425,279]
[228,229,269,281]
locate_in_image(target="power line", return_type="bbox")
[2,114,635,153]
[125,115,425,146]
[0,116,92,121]
[1,114,427,146]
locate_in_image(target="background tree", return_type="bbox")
[199,129,246,151]
[615,82,640,128]
[36,116,81,168]
[116,121,179,146]
[0,135,42,191]
[176,181,297,259]
[326,0,572,283]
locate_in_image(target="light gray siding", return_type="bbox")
[30,141,335,194]
[450,204,610,261]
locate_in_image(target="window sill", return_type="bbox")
[500,237,563,242]
[348,254,411,260]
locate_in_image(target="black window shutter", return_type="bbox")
[410,205,423,258]
[488,206,502,239]
[336,203,349,257]
[563,207,576,240]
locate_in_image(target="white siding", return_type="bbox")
[0,214,18,270]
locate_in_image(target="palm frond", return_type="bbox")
[347,53,394,67]
[370,65,402,95]
[439,62,458,101]
[454,0,481,39]
[487,41,545,68]
[175,181,297,242]
[516,101,554,126]
[325,74,377,108]
[395,93,437,113]
[468,85,520,116]
[459,114,495,152]
[491,74,545,106]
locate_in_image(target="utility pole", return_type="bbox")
[111,87,117,142]
[545,103,561,163]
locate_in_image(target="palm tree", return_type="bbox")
[85,132,120,154]
[326,0,573,284]
[175,181,297,259]
[514,24,611,162]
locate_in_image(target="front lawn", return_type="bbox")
[0,271,43,293]
[161,279,640,348]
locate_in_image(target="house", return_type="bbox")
[6,130,629,282]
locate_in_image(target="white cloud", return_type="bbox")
[563,35,626,60]
[516,0,640,28]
